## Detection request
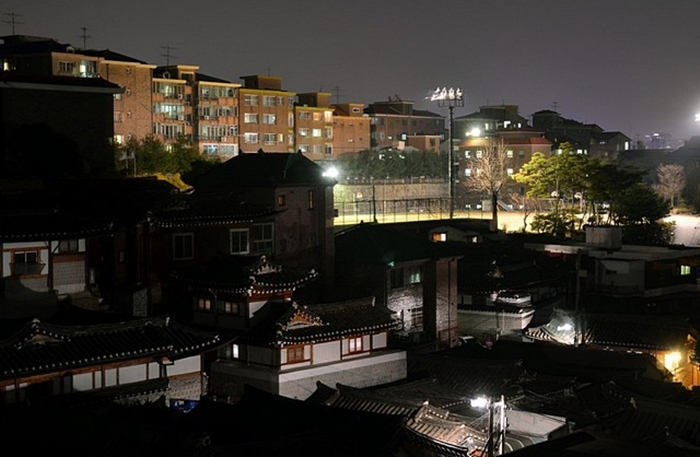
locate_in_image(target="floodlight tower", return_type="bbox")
[430,87,464,218]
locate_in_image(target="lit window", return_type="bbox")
[222,301,240,315]
[244,132,259,144]
[681,265,691,275]
[313,112,322,121]
[232,344,240,358]
[409,266,422,284]
[308,190,315,210]
[244,94,258,106]
[507,150,513,158]
[465,169,472,177]
[244,113,258,124]
[432,232,447,242]
[287,346,306,363]
[312,129,322,138]
[262,114,276,124]
[173,233,194,260]
[476,150,483,158]
[507,168,514,176]
[230,229,250,254]
[197,298,211,311]
[299,111,311,120]
[299,128,309,137]
[465,150,471,158]
[348,336,363,353]
[277,194,286,206]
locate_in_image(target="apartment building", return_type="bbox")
[295,92,334,161]
[238,75,296,153]
[192,73,240,158]
[332,103,370,157]
[364,98,445,150]
[151,65,195,148]
[0,35,156,146]
[157,65,241,157]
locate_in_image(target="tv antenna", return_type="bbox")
[2,12,23,35]
[332,86,344,105]
[160,45,177,65]
[79,27,91,48]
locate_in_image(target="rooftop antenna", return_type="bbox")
[333,85,343,105]
[2,12,23,35]
[79,27,90,49]
[552,101,559,112]
[160,45,177,66]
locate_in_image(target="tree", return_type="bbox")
[115,135,216,178]
[463,137,510,229]
[654,163,686,207]
[509,192,542,232]
[614,182,672,245]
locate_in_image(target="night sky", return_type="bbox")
[3,0,700,143]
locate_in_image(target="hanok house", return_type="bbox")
[187,150,337,298]
[334,222,463,348]
[208,296,405,401]
[524,309,700,388]
[0,192,113,318]
[168,254,320,330]
[0,315,227,405]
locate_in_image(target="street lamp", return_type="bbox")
[470,395,507,456]
[429,87,464,219]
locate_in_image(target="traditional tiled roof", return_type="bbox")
[0,316,225,381]
[170,255,319,294]
[335,222,438,265]
[238,296,400,346]
[525,310,696,351]
[0,203,113,241]
[147,192,280,228]
[188,150,335,189]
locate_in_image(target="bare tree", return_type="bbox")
[509,192,541,232]
[654,163,686,207]
[463,137,510,229]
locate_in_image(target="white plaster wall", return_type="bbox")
[313,340,340,364]
[168,356,200,376]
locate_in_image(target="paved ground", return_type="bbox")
[336,210,700,246]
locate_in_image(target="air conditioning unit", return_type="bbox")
[177,115,184,121]
[203,115,210,120]
[220,137,228,142]
[177,94,183,100]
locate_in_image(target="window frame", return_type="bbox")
[230,229,250,255]
[173,233,194,260]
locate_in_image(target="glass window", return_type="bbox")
[244,132,259,144]
[312,129,322,138]
[262,114,276,124]
[263,133,276,145]
[230,229,250,254]
[299,111,311,120]
[222,300,240,315]
[287,346,306,363]
[390,268,404,288]
[244,113,258,124]
[173,233,194,260]
[348,336,363,353]
[253,223,274,253]
[244,94,258,106]
[263,95,276,107]
[196,297,211,311]
[408,307,424,329]
[59,239,80,253]
[13,251,42,275]
[409,266,422,284]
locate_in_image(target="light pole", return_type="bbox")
[471,395,506,456]
[430,87,464,219]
